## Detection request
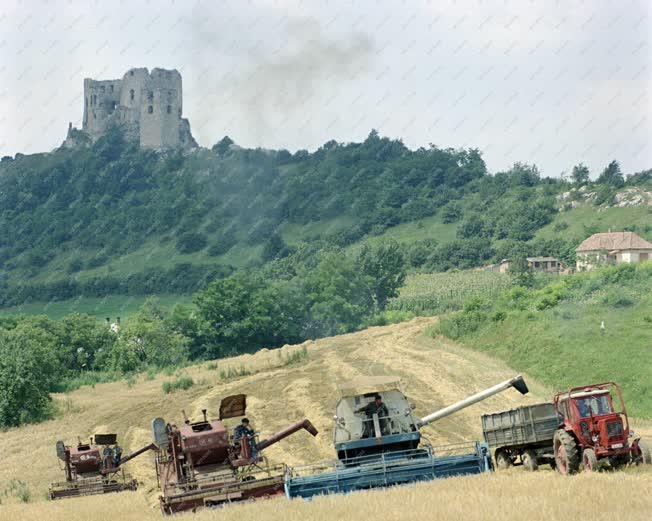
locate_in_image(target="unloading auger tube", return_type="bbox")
[256,419,318,451]
[418,375,529,427]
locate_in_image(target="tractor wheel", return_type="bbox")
[495,450,513,470]
[635,439,651,465]
[522,450,539,472]
[554,430,580,476]
[582,448,599,472]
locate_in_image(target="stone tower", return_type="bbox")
[81,67,196,149]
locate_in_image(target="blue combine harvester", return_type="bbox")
[285,375,529,499]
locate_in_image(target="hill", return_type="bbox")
[0,318,650,519]
[434,263,652,418]
[1,128,650,312]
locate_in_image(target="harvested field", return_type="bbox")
[1,318,650,519]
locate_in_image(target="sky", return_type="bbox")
[0,0,651,178]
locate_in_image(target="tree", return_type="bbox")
[571,163,590,185]
[355,240,407,310]
[212,135,234,155]
[0,328,59,427]
[509,255,534,287]
[597,160,624,187]
[441,201,462,223]
[110,300,189,371]
[176,232,208,254]
[262,232,289,261]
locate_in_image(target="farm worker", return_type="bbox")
[355,394,390,438]
[102,446,114,469]
[233,418,254,442]
[113,444,123,467]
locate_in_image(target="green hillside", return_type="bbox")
[432,263,652,418]
[1,128,650,312]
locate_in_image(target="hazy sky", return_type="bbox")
[1,0,651,178]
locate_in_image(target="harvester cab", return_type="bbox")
[333,374,529,461]
[553,382,649,474]
[334,376,420,460]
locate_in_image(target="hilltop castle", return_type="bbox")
[70,67,196,150]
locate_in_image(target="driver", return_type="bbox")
[355,394,390,438]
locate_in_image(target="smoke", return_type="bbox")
[217,19,375,147]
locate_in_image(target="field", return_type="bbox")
[0,318,650,520]
[387,270,511,313]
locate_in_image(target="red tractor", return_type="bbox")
[553,382,650,474]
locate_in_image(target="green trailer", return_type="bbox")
[481,402,559,471]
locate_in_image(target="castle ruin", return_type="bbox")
[78,67,196,149]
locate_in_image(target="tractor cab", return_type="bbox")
[333,376,420,460]
[554,383,630,457]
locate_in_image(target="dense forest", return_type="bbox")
[2,127,648,307]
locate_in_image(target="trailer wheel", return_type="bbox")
[582,448,598,472]
[554,429,580,475]
[495,450,512,470]
[522,450,538,471]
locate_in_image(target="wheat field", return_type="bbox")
[0,317,650,519]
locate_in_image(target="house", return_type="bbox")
[575,231,652,271]
[526,257,564,273]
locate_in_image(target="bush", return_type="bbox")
[438,310,487,339]
[162,376,194,394]
[176,232,208,254]
[601,289,634,308]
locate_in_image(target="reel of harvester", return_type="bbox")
[49,433,157,500]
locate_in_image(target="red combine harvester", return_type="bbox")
[49,433,157,499]
[553,382,650,474]
[152,394,318,514]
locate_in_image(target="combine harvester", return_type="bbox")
[151,394,318,514]
[285,375,529,499]
[49,433,156,499]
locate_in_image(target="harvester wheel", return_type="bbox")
[635,439,651,465]
[582,448,598,472]
[554,430,580,476]
[495,450,512,470]
[522,450,538,472]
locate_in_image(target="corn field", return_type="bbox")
[388,271,511,313]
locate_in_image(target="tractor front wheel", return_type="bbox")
[495,450,512,470]
[554,430,580,476]
[522,450,538,471]
[582,448,599,472]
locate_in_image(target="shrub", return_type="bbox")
[438,310,487,339]
[162,376,194,394]
[491,310,507,322]
[601,289,634,308]
[176,232,208,254]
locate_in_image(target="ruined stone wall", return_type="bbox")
[79,67,195,150]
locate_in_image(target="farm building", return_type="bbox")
[526,257,564,274]
[575,231,652,271]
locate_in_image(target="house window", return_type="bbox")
[110,84,114,93]
[93,111,96,119]
[130,70,134,76]
[147,90,153,102]
[167,105,171,114]
[148,105,153,114]
[640,252,649,261]
[130,89,135,101]
[100,86,105,93]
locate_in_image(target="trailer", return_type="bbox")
[481,402,559,471]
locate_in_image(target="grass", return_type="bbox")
[0,294,191,321]
[162,376,194,394]
[1,470,650,520]
[535,206,652,242]
[433,263,652,418]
